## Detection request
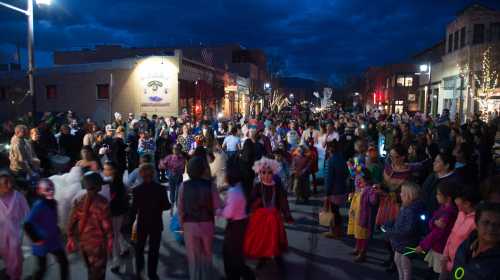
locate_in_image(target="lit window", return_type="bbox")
[394,100,404,113]
[405,77,413,87]
[97,84,109,100]
[46,85,57,100]
[396,76,405,87]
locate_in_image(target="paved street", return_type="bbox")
[12,192,430,280]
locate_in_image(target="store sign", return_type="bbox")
[224,85,237,92]
[136,57,179,112]
[408,94,416,102]
[141,71,170,106]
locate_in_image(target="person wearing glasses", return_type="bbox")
[451,202,500,280]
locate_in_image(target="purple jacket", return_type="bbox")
[359,186,378,230]
[419,203,457,253]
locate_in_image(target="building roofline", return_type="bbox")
[54,43,248,54]
[456,2,496,16]
[412,40,446,59]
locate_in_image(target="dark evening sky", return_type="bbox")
[1,0,500,83]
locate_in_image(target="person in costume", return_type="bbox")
[244,157,294,272]
[347,172,378,262]
[0,172,30,280]
[66,172,113,280]
[24,179,69,280]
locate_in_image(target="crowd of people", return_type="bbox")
[0,107,499,280]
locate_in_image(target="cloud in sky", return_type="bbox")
[1,0,499,83]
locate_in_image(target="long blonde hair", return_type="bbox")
[401,181,421,205]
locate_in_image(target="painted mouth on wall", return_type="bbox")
[149,96,163,102]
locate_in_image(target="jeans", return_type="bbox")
[226,151,238,166]
[167,172,183,205]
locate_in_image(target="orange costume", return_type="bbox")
[68,194,113,280]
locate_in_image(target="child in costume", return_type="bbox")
[347,171,377,262]
[24,179,69,280]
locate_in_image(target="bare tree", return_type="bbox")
[268,90,290,114]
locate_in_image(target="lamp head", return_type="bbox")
[36,0,52,5]
[419,64,428,73]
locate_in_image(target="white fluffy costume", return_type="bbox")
[50,166,83,230]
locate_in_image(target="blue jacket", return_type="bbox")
[325,152,349,196]
[451,232,500,280]
[24,199,63,256]
[384,200,427,253]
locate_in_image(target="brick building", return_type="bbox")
[363,64,420,113]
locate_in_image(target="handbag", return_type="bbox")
[319,199,335,227]
[169,211,184,244]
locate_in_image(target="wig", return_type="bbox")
[252,157,282,175]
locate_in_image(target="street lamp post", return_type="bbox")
[419,63,431,116]
[0,0,51,115]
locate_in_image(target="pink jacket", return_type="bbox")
[442,211,476,271]
[419,203,458,254]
